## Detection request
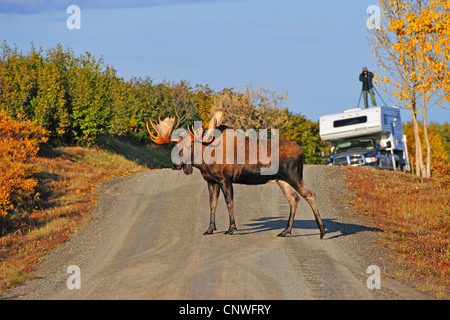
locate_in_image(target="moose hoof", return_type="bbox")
[320,228,326,240]
[277,230,291,237]
[203,224,217,235]
[224,227,237,235]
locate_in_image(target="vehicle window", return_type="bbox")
[333,116,367,128]
[333,139,375,155]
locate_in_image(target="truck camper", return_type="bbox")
[319,106,410,171]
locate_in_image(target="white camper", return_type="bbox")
[319,107,410,171]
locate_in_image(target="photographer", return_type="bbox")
[359,67,377,108]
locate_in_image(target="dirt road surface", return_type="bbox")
[3,166,429,300]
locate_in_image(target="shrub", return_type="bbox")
[0,111,48,235]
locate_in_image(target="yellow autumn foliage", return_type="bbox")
[369,0,450,177]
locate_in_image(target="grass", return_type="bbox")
[0,138,171,294]
[345,166,449,299]
[97,135,172,169]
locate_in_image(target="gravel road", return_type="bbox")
[2,165,430,300]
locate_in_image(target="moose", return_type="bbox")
[146,111,326,239]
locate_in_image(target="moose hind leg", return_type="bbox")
[220,180,237,235]
[277,180,300,237]
[299,180,326,239]
[294,179,326,239]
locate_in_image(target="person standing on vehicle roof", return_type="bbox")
[359,67,377,109]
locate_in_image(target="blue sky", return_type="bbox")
[1,0,448,124]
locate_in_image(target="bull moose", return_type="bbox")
[146,111,326,239]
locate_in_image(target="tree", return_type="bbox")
[0,41,330,159]
[369,0,450,177]
[195,84,216,127]
[32,44,73,143]
[404,120,448,175]
[281,112,330,164]
[404,0,450,177]
[67,53,116,145]
[210,84,290,131]
[150,80,202,130]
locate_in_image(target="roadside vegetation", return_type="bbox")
[346,165,449,299]
[360,1,449,295]
[0,112,171,292]
[0,42,329,164]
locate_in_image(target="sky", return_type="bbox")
[0,0,448,124]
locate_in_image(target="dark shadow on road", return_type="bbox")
[238,216,381,239]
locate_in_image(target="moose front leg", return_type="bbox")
[219,180,237,235]
[204,182,220,235]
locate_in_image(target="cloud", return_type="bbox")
[0,0,213,14]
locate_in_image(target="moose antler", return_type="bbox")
[146,117,181,144]
[147,111,225,144]
[188,125,209,143]
[188,111,225,143]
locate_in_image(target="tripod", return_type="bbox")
[357,86,387,108]
[373,86,387,106]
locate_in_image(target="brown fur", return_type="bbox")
[173,126,326,238]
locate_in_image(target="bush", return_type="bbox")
[0,111,48,235]
[0,41,329,161]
